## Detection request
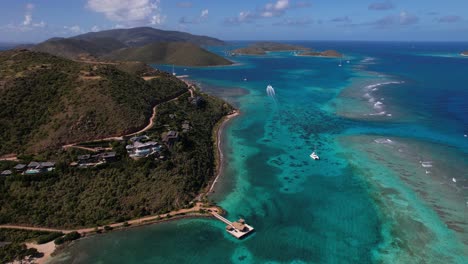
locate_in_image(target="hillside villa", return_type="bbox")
[126,136,164,159]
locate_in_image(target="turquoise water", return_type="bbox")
[49,42,468,263]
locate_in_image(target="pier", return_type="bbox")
[211,212,254,239]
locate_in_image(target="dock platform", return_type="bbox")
[211,212,254,239]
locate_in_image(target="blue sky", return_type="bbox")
[0,0,467,43]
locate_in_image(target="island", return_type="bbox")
[231,42,310,55]
[0,48,237,263]
[299,49,343,58]
[103,42,233,66]
[461,51,468,56]
[31,27,232,66]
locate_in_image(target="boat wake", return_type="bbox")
[266,85,278,103]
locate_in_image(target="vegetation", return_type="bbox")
[0,243,39,263]
[54,231,81,245]
[32,37,127,60]
[300,50,343,58]
[0,50,187,155]
[0,229,61,263]
[29,27,226,65]
[73,27,225,47]
[0,90,233,228]
[0,229,61,244]
[114,61,161,76]
[231,42,310,55]
[104,42,233,66]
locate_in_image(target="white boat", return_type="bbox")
[172,65,176,76]
[338,59,342,67]
[310,151,320,160]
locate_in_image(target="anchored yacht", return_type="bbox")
[310,151,320,160]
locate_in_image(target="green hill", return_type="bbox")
[232,42,310,55]
[73,27,225,47]
[104,42,233,66]
[300,49,343,58]
[0,49,187,155]
[31,37,127,60]
[29,27,230,66]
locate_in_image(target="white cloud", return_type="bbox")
[261,0,289,18]
[224,11,255,24]
[64,25,82,34]
[23,15,32,26]
[201,9,209,18]
[23,3,35,26]
[151,14,166,25]
[91,25,100,32]
[225,0,300,24]
[179,8,209,25]
[87,0,165,26]
[33,21,46,28]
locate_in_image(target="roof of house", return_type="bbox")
[232,222,246,231]
[130,135,149,143]
[167,131,178,138]
[40,161,55,167]
[1,170,12,175]
[131,141,158,149]
[77,154,91,160]
[101,152,116,158]
[28,161,40,168]
[14,164,26,170]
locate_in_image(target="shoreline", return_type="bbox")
[9,203,222,264]
[209,110,240,194]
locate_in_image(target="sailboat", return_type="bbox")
[172,65,176,76]
[338,58,342,67]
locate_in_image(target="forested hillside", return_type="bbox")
[0,50,187,155]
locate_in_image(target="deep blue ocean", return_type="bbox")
[50,42,468,263]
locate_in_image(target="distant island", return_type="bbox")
[299,50,343,58]
[231,42,310,55]
[461,51,468,56]
[31,27,231,66]
[103,42,233,66]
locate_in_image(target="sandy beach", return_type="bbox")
[209,110,240,193]
[23,241,55,264]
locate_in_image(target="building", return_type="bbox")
[189,96,205,108]
[126,141,162,158]
[27,161,40,169]
[162,131,179,147]
[25,161,55,175]
[100,152,117,162]
[1,170,12,176]
[13,164,26,172]
[75,152,118,168]
[129,135,149,143]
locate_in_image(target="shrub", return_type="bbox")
[36,232,63,244]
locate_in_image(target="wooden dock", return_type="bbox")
[211,212,254,239]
